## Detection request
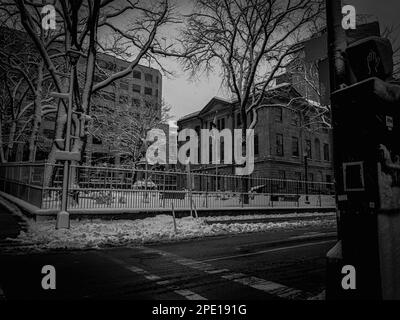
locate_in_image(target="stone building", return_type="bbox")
[177,83,333,183]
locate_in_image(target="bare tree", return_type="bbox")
[5,0,179,184]
[178,0,323,199]
[179,0,324,136]
[89,97,171,165]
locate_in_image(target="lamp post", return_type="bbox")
[304,152,310,204]
[55,48,82,229]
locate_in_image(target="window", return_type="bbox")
[155,89,159,97]
[292,137,299,157]
[101,61,116,71]
[304,115,311,129]
[144,87,152,95]
[323,143,330,161]
[92,136,102,145]
[133,70,141,79]
[309,173,314,181]
[275,107,283,122]
[132,99,141,107]
[209,139,213,163]
[305,140,312,159]
[236,113,242,126]
[93,74,106,83]
[119,95,129,104]
[295,172,302,181]
[254,134,259,156]
[315,138,321,160]
[276,134,284,156]
[132,84,141,93]
[221,139,224,162]
[278,170,286,180]
[43,129,54,138]
[326,174,332,183]
[120,80,129,90]
[291,112,300,126]
[156,76,159,84]
[104,92,115,101]
[217,118,225,130]
[145,73,153,82]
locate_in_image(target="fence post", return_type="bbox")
[171,202,177,233]
[162,174,166,208]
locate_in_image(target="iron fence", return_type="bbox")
[0,162,336,211]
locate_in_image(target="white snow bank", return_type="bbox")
[13,214,336,251]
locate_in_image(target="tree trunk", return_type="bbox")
[0,116,6,163]
[28,61,44,162]
[43,83,68,189]
[240,107,249,204]
[5,121,16,161]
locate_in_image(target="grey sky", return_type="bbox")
[161,0,400,121]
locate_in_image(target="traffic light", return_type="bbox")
[345,36,393,83]
[328,34,400,299]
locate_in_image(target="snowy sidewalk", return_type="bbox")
[9,213,337,252]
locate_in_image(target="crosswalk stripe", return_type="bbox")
[139,246,310,300]
[100,254,208,300]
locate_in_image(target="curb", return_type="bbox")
[205,214,336,225]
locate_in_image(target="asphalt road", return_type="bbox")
[0,224,336,300]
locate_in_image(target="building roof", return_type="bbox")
[178,82,301,123]
[178,110,201,121]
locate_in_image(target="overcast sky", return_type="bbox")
[156,0,400,121]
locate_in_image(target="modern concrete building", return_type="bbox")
[39,53,163,165]
[79,53,163,165]
[0,26,163,164]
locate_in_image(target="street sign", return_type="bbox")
[54,151,81,161]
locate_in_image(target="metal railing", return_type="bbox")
[0,162,336,211]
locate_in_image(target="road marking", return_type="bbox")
[174,289,207,300]
[101,254,207,300]
[288,232,337,240]
[236,232,336,251]
[139,246,311,300]
[207,268,230,274]
[198,240,335,263]
[220,272,304,299]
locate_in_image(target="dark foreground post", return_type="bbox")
[325,0,400,299]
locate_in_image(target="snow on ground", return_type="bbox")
[12,214,336,251]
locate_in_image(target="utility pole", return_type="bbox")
[304,153,310,204]
[325,0,348,298]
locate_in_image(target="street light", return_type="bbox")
[55,47,82,229]
[304,152,310,204]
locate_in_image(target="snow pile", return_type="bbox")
[14,214,336,251]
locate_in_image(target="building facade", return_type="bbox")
[1,26,163,164]
[40,53,163,165]
[177,84,333,183]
